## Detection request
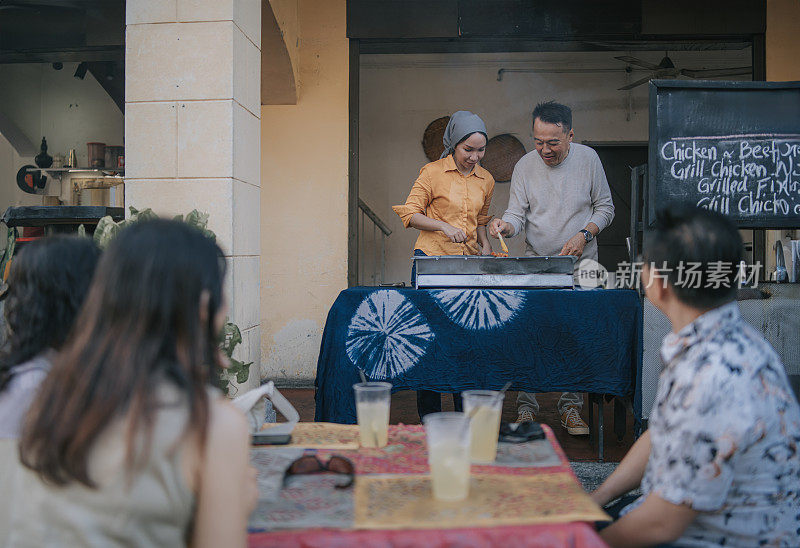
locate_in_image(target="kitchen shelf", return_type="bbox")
[25,167,124,181]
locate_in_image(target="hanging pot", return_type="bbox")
[34,137,53,168]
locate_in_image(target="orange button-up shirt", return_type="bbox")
[392,155,495,256]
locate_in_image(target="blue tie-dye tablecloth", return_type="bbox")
[314,287,642,423]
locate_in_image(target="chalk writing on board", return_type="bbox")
[659,134,800,218]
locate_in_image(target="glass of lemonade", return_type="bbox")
[423,412,471,501]
[462,390,504,463]
[353,382,391,448]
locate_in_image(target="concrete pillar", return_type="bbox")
[260,1,349,385]
[125,0,261,390]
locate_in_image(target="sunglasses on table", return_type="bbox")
[282,455,355,489]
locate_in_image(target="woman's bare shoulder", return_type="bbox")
[180,395,249,493]
[207,397,249,443]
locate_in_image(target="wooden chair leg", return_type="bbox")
[587,393,595,449]
[614,397,627,442]
[587,393,604,462]
[598,397,605,462]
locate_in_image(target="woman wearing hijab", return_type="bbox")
[393,111,495,419]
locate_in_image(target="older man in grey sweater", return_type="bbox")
[489,101,614,435]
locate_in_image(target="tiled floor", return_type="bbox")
[280,389,635,462]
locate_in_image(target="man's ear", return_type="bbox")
[567,129,574,142]
[651,277,669,303]
[643,264,667,307]
[660,279,678,305]
[650,274,677,307]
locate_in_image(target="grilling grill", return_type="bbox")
[413,255,576,289]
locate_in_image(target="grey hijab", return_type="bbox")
[440,111,488,159]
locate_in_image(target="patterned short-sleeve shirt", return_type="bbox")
[642,302,800,547]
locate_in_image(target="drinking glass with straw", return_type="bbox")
[464,382,511,463]
[353,371,391,448]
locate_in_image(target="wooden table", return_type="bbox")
[248,424,608,548]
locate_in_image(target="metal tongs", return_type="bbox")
[498,233,509,254]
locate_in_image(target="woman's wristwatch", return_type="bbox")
[580,229,594,242]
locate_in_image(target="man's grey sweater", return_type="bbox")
[501,143,614,262]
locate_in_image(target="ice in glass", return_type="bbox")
[423,412,471,501]
[353,382,391,448]
[463,390,504,463]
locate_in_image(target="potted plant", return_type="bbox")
[92,207,253,396]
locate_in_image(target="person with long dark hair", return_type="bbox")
[0,235,100,437]
[0,236,100,541]
[11,220,256,547]
[392,110,495,419]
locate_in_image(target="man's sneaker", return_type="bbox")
[516,408,535,423]
[560,406,589,436]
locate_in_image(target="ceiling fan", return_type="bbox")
[614,53,752,90]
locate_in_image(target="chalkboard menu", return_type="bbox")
[649,80,800,228]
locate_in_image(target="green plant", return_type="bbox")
[217,322,252,395]
[0,227,17,283]
[93,206,159,250]
[93,206,253,396]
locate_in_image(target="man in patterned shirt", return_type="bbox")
[591,207,800,547]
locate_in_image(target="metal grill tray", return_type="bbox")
[413,255,576,275]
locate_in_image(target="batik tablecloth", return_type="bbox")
[260,422,361,450]
[248,424,609,548]
[315,287,643,424]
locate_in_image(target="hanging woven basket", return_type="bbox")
[482,134,526,182]
[421,116,450,162]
